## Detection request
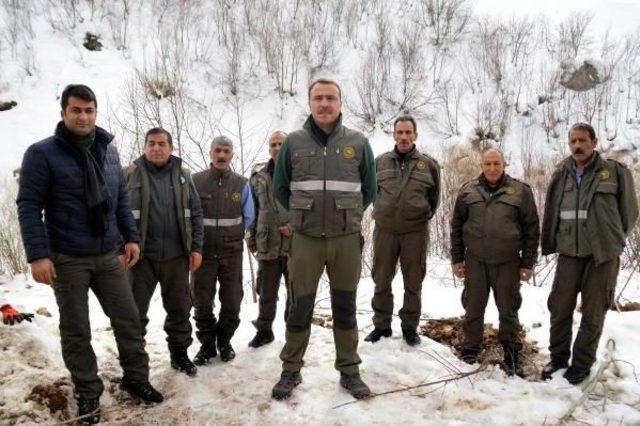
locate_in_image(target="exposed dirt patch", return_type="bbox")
[312,314,333,329]
[25,378,71,420]
[420,317,543,379]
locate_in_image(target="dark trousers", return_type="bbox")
[192,254,244,344]
[280,232,362,375]
[462,255,522,351]
[130,255,193,348]
[253,256,290,331]
[51,251,149,399]
[548,255,619,369]
[371,227,428,330]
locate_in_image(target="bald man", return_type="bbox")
[246,131,292,348]
[450,149,540,377]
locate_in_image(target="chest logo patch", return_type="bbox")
[505,187,515,195]
[416,161,426,171]
[231,192,242,202]
[342,146,356,159]
[599,170,610,180]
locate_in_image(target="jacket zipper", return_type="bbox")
[322,146,327,237]
[575,179,580,255]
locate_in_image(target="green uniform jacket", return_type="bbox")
[373,147,441,233]
[450,174,540,268]
[541,152,638,264]
[123,155,203,255]
[273,115,376,238]
[246,160,290,260]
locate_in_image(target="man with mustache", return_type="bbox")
[365,115,441,347]
[191,136,254,364]
[271,78,377,400]
[451,149,539,377]
[246,131,291,348]
[541,123,638,384]
[123,128,204,377]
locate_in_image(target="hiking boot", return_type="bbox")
[364,328,392,343]
[194,341,217,366]
[170,346,197,377]
[120,377,164,403]
[271,370,302,400]
[402,328,421,346]
[218,340,236,362]
[459,348,480,364]
[501,343,524,378]
[339,372,371,399]
[541,358,569,380]
[563,366,591,385]
[77,397,100,425]
[248,329,275,348]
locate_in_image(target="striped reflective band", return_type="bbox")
[132,209,141,219]
[560,210,588,220]
[290,180,361,192]
[203,217,243,227]
[184,209,191,218]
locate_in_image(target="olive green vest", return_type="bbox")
[123,156,192,255]
[192,166,247,258]
[287,120,366,238]
[250,162,290,260]
[555,168,595,257]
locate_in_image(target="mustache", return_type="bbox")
[216,158,227,163]
[574,149,584,155]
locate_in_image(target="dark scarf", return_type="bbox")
[309,114,342,146]
[56,122,111,236]
[394,144,416,161]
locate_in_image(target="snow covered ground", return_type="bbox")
[2,257,639,425]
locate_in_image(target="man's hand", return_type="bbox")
[31,258,56,285]
[452,262,466,279]
[119,242,140,270]
[189,252,202,271]
[1,304,34,325]
[519,268,533,282]
[247,243,257,254]
[279,225,292,238]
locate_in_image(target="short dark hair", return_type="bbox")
[145,127,173,146]
[60,84,97,110]
[569,122,596,140]
[308,78,342,100]
[394,115,417,133]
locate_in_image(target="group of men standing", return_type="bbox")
[15,78,638,424]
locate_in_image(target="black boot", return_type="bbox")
[218,338,236,362]
[459,347,480,364]
[248,329,275,348]
[170,346,197,377]
[120,376,164,403]
[271,370,303,400]
[541,357,569,380]
[193,340,217,366]
[340,372,371,399]
[501,342,524,378]
[364,328,392,343]
[563,365,591,385]
[77,397,100,425]
[402,328,421,346]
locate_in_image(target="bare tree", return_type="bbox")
[418,0,471,47]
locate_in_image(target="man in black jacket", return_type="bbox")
[17,84,163,425]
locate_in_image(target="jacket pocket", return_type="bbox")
[335,196,362,232]
[289,195,314,230]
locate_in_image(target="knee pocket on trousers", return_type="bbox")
[287,293,315,332]
[331,289,356,330]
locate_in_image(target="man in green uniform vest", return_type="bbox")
[271,78,377,400]
[541,123,638,384]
